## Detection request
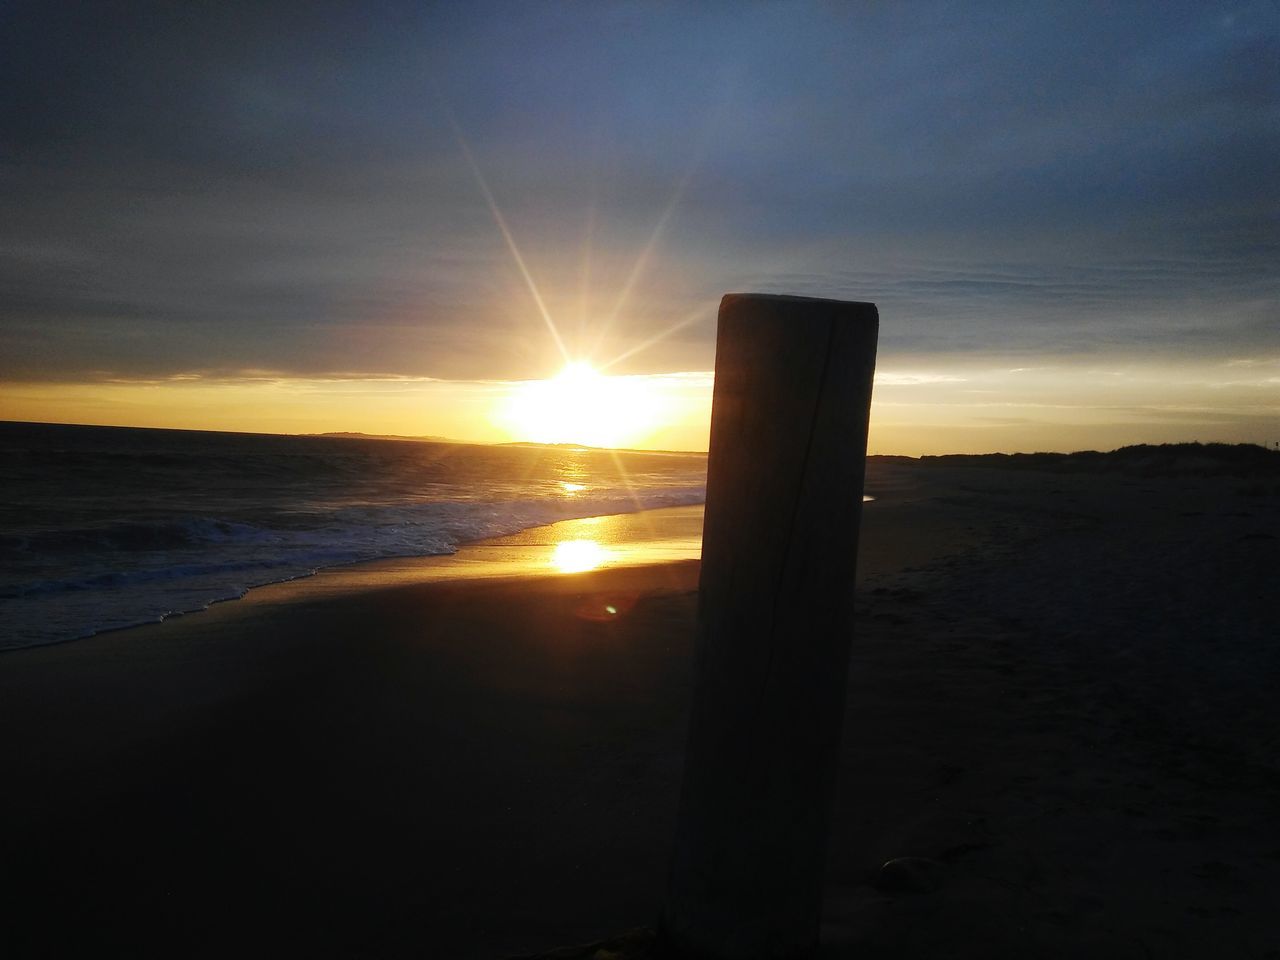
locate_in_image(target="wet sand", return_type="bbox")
[2,458,1278,957]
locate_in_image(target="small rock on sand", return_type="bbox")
[876,856,944,894]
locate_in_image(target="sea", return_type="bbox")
[0,421,708,651]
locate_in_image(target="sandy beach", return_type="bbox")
[3,455,1278,958]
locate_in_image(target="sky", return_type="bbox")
[1,0,1276,453]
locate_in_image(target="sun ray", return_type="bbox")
[590,167,696,359]
[598,301,716,373]
[605,445,659,538]
[578,192,598,356]
[589,136,707,361]
[445,111,569,363]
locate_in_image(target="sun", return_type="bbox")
[498,361,665,448]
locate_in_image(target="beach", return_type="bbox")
[3,455,1278,958]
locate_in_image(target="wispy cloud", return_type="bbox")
[875,372,968,386]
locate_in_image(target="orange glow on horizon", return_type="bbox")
[1,354,1272,456]
[0,371,716,451]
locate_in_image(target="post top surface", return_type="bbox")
[721,292,877,310]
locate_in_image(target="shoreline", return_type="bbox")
[8,486,892,655]
[0,502,709,655]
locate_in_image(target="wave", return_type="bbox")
[0,486,706,650]
[1,517,280,556]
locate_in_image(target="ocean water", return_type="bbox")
[0,422,707,650]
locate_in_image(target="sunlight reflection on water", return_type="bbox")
[551,539,609,573]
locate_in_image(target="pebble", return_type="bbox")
[877,856,944,894]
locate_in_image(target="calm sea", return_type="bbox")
[0,422,707,650]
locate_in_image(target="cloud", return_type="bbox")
[875,372,968,386]
[1,1,1275,386]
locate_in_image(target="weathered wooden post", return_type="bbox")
[662,294,878,959]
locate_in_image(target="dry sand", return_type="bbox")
[2,458,1278,958]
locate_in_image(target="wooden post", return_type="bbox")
[662,294,878,959]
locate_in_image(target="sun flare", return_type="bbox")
[498,361,666,448]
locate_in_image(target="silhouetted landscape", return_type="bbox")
[920,442,1280,477]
